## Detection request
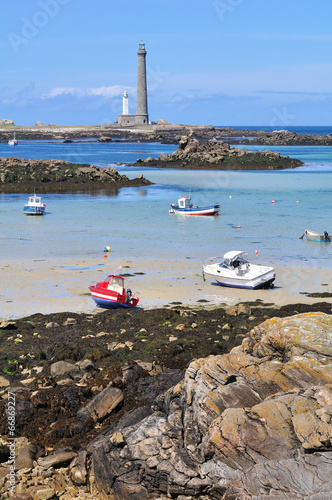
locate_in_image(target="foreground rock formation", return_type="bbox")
[0,157,151,192]
[90,311,332,498]
[1,309,330,499]
[138,136,303,170]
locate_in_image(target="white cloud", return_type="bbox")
[89,85,129,97]
[41,85,135,100]
[41,87,82,99]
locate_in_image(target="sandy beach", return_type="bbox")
[1,255,331,320]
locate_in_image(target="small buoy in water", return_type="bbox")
[169,209,174,214]
[272,200,275,204]
[104,254,108,258]
[104,246,111,252]
[237,225,241,228]
[19,237,21,240]
[255,250,258,256]
[229,195,232,198]
[296,201,299,203]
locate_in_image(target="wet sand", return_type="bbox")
[1,255,331,320]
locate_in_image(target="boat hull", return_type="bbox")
[23,207,45,215]
[90,294,135,309]
[303,230,331,242]
[171,205,220,216]
[89,286,139,309]
[203,264,275,289]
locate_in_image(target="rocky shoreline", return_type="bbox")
[1,123,332,146]
[0,301,331,499]
[0,157,152,193]
[134,135,303,170]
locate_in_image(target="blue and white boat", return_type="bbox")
[8,134,18,146]
[203,251,275,289]
[170,196,220,216]
[23,194,46,215]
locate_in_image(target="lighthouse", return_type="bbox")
[135,41,149,124]
[122,91,129,115]
[117,42,149,125]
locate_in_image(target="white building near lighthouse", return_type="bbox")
[118,89,135,124]
[122,91,129,115]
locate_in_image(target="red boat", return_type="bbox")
[89,274,139,309]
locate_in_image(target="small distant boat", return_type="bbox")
[89,274,139,309]
[170,196,220,216]
[8,133,18,146]
[203,251,275,289]
[300,229,331,242]
[23,194,46,215]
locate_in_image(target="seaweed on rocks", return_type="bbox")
[0,301,332,452]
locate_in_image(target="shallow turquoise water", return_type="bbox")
[0,140,332,270]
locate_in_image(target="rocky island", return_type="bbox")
[0,302,331,499]
[135,135,303,170]
[1,122,332,146]
[0,157,152,193]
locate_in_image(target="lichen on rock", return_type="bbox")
[91,312,332,498]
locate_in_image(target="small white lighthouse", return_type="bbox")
[122,91,129,115]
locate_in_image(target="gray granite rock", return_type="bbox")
[37,451,77,469]
[90,312,332,498]
[77,386,124,422]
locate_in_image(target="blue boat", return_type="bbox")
[170,196,220,216]
[23,195,46,215]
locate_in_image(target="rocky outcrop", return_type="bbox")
[0,157,152,192]
[90,312,332,498]
[238,128,332,146]
[0,119,14,126]
[0,308,332,498]
[140,136,303,170]
[1,123,331,146]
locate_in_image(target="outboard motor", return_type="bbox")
[126,288,132,304]
[324,231,329,240]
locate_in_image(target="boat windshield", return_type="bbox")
[220,254,248,269]
[107,276,124,293]
[220,258,232,268]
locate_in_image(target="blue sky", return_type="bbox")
[1,0,332,126]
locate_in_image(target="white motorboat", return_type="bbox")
[300,229,331,242]
[203,251,275,289]
[8,133,18,146]
[23,194,46,215]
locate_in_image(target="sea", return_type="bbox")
[1,125,332,273]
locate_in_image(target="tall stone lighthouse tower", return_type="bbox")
[135,41,149,124]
